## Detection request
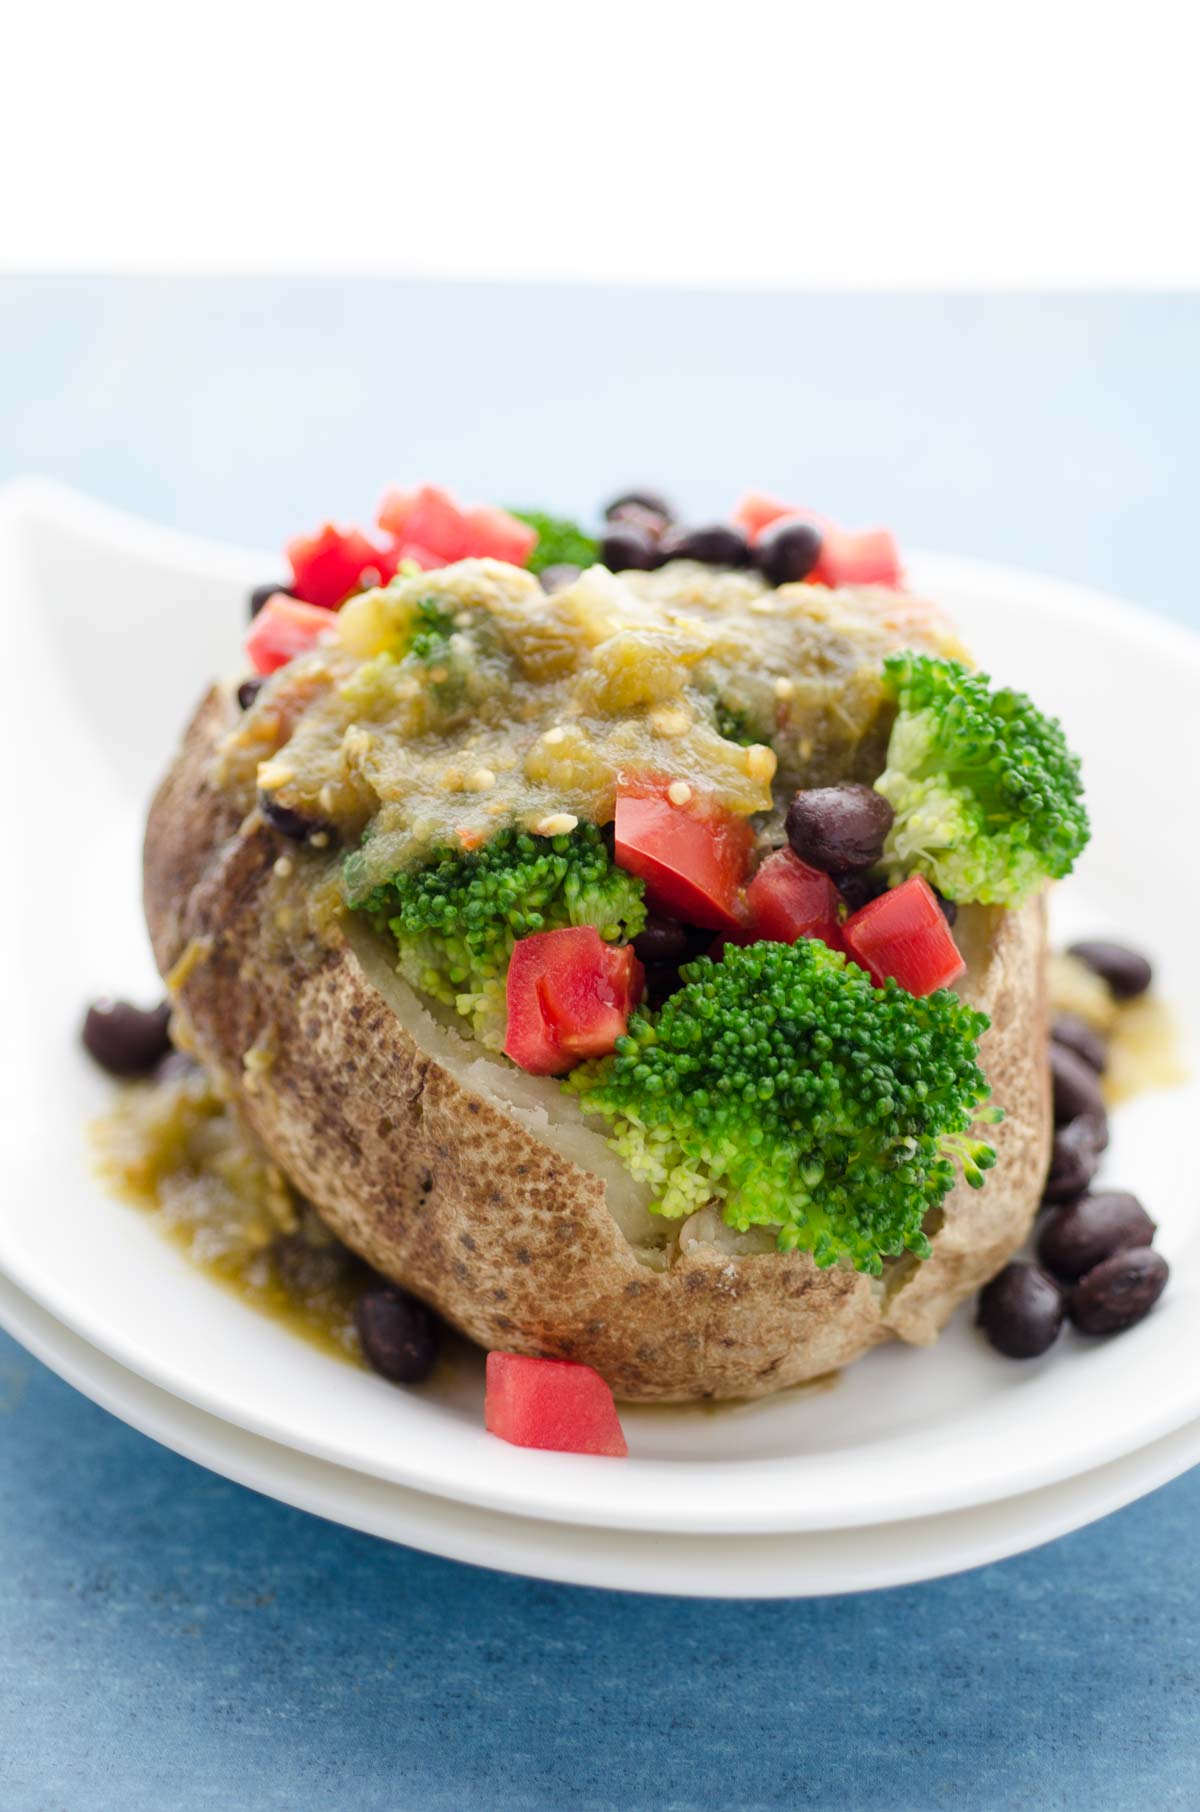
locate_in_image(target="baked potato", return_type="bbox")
[144,661,1052,1404]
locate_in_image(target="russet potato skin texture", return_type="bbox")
[143,689,1051,1401]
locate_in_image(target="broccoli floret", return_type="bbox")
[360,825,646,1047]
[567,938,997,1274]
[876,653,1089,906]
[509,509,600,574]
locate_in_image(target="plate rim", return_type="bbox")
[4,1267,1200,1600]
[4,475,1200,1537]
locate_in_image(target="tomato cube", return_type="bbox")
[245,595,335,675]
[286,523,391,610]
[841,875,965,995]
[462,505,538,566]
[614,780,754,932]
[485,1353,628,1457]
[398,485,470,562]
[746,849,842,948]
[810,527,902,590]
[504,926,643,1075]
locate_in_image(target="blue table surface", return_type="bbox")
[3,280,1199,1812]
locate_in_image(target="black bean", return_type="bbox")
[1068,1247,1169,1335]
[1038,1190,1157,1285]
[249,582,292,620]
[258,791,336,845]
[977,1263,1065,1359]
[237,677,265,711]
[1050,1042,1107,1126]
[753,516,823,585]
[657,523,751,568]
[931,888,958,927]
[602,488,675,523]
[82,999,172,1078]
[831,868,887,914]
[538,564,582,594]
[355,1285,440,1383]
[786,784,894,875]
[1067,940,1153,1001]
[1042,1116,1104,1205]
[643,963,688,1009]
[600,524,661,572]
[633,914,690,966]
[1078,1108,1110,1153]
[607,501,669,540]
[1051,1011,1108,1074]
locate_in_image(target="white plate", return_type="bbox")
[2,477,1197,1537]
[4,1266,1200,1598]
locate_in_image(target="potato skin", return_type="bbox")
[144,688,1051,1401]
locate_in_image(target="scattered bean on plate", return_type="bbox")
[1050,1010,1107,1074]
[753,516,823,585]
[82,999,173,1078]
[977,1263,1065,1359]
[1041,1117,1106,1204]
[1067,940,1153,1000]
[237,677,265,711]
[1050,1041,1107,1126]
[1067,1247,1169,1336]
[786,784,895,875]
[1037,1190,1157,1284]
[355,1284,440,1383]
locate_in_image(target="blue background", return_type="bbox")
[3,281,1198,1811]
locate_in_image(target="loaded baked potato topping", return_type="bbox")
[192,485,1089,1283]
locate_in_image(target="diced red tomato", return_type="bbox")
[377,488,416,538]
[745,849,843,949]
[485,1353,628,1457]
[504,926,644,1075]
[810,527,902,590]
[841,875,965,995]
[397,484,470,562]
[462,505,538,565]
[286,523,392,610]
[614,779,754,932]
[244,595,335,675]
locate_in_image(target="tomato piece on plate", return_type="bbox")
[745,849,842,948]
[504,926,644,1075]
[245,595,335,675]
[286,523,391,610]
[810,527,902,590]
[462,505,539,566]
[841,875,965,995]
[485,1353,628,1457]
[614,780,754,932]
